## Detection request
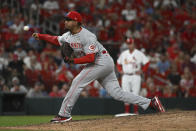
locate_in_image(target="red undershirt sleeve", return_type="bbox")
[74,53,95,64]
[38,34,60,46]
[142,62,150,72]
[116,63,123,72]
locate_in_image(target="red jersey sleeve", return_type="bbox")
[74,53,95,64]
[38,34,60,46]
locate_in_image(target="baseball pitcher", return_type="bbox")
[32,11,165,123]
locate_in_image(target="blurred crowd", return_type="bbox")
[0,0,196,98]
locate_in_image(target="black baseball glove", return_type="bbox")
[60,42,74,63]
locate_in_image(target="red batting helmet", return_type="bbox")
[126,37,134,44]
[65,11,82,23]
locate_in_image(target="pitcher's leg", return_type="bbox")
[99,71,151,110]
[58,80,83,117]
[58,66,96,117]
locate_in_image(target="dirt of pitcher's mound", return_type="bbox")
[2,110,196,131]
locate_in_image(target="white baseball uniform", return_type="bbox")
[117,49,149,95]
[56,27,151,117]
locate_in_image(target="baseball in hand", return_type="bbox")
[23,25,30,31]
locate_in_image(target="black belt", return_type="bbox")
[124,73,137,75]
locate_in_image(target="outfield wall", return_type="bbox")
[0,93,196,115]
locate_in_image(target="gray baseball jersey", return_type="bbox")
[58,27,105,62]
[57,27,151,117]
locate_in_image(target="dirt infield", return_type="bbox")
[2,110,196,131]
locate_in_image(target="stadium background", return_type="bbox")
[0,0,196,115]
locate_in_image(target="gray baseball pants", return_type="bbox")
[59,53,151,117]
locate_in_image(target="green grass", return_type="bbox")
[0,116,52,127]
[0,115,112,127]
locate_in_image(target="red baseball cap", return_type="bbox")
[65,11,82,23]
[126,37,134,44]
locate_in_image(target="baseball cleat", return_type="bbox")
[50,115,72,123]
[151,96,165,113]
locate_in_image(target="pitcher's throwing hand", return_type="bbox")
[32,33,39,40]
